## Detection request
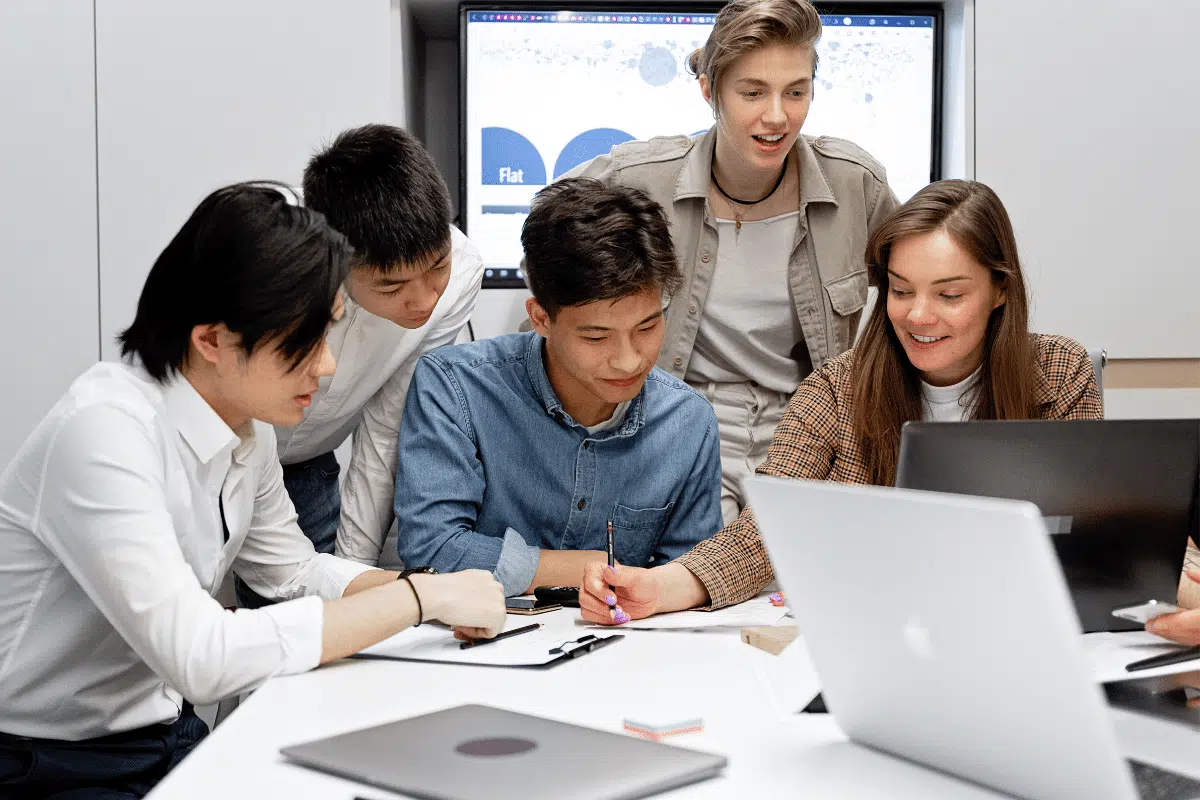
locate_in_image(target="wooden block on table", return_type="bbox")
[740,624,798,655]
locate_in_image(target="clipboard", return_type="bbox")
[352,623,623,668]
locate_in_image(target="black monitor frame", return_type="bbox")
[458,1,944,288]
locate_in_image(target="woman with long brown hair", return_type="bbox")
[575,179,1102,622]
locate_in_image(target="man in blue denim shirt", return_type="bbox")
[394,179,723,597]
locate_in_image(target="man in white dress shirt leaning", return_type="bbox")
[0,184,504,797]
[245,125,484,600]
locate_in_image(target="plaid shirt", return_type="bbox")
[675,333,1104,609]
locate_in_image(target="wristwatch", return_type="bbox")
[398,566,439,579]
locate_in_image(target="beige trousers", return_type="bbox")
[690,381,791,525]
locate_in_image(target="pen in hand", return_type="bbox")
[459,622,541,650]
[606,520,617,613]
[604,521,629,624]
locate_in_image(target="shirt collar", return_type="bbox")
[162,373,241,465]
[523,333,646,439]
[675,129,839,210]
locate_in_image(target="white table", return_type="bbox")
[148,607,1012,799]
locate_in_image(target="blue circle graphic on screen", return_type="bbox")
[482,127,547,186]
[553,128,635,179]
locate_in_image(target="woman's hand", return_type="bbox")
[579,562,662,625]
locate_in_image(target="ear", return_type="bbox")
[699,74,714,110]
[525,297,553,337]
[992,282,1008,311]
[189,323,229,367]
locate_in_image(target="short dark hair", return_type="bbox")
[521,178,682,317]
[302,123,451,273]
[118,182,352,382]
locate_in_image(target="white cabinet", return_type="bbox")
[0,1,100,465]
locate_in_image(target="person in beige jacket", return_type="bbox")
[566,0,900,523]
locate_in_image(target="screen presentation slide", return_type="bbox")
[464,10,936,285]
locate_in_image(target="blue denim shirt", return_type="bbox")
[394,331,723,595]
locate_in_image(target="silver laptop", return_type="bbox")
[280,703,726,800]
[743,475,1200,800]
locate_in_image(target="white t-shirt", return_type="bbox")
[584,400,631,435]
[920,366,982,422]
[686,212,804,393]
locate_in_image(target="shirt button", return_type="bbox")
[577,499,586,510]
[583,441,591,450]
[689,304,697,314]
[701,252,711,263]
[673,356,683,367]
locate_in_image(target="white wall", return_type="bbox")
[0,1,101,466]
[94,0,394,359]
[975,0,1200,360]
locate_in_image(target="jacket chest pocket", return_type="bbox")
[823,269,868,355]
[609,502,675,567]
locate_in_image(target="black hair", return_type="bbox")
[521,178,682,318]
[118,182,352,382]
[302,123,451,273]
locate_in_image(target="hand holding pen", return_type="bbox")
[604,521,630,624]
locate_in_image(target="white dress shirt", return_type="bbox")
[0,363,372,741]
[275,226,485,564]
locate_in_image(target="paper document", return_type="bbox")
[355,618,621,667]
[588,596,790,631]
[1085,631,1200,683]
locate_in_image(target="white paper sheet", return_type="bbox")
[355,618,620,667]
[587,596,791,630]
[1084,631,1200,683]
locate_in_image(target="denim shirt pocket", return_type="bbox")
[609,502,676,567]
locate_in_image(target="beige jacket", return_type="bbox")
[567,127,899,380]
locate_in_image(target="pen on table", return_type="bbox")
[459,622,541,650]
[606,520,617,612]
[1126,644,1200,673]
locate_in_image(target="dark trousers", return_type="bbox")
[235,450,341,609]
[0,705,208,799]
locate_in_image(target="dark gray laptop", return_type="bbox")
[280,703,726,800]
[895,419,1200,633]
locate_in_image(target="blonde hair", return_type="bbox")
[687,0,823,114]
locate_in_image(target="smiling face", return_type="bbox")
[527,288,666,427]
[702,42,814,176]
[344,242,451,328]
[886,229,1007,387]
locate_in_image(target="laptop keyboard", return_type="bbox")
[1132,760,1200,800]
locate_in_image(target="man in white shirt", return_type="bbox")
[0,183,504,798]
[247,125,484,597]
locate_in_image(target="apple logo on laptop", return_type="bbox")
[455,737,537,757]
[902,614,936,662]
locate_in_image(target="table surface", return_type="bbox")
[146,606,1199,800]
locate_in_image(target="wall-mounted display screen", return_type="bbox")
[462,5,941,287]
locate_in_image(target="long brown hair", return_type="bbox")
[852,179,1037,485]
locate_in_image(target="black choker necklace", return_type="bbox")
[710,159,788,206]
